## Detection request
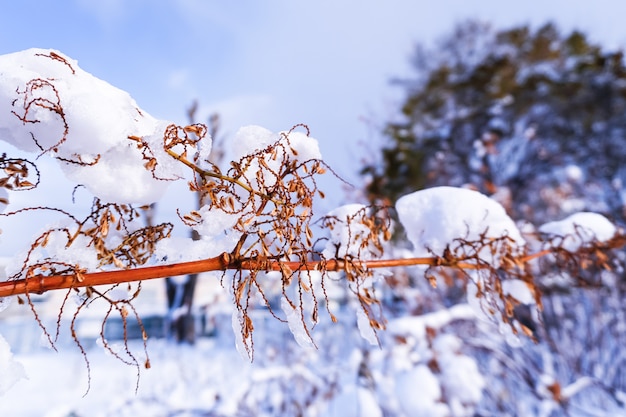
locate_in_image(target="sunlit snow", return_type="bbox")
[396,186,525,266]
[539,211,617,252]
[0,48,177,204]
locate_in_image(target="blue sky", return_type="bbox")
[2,1,625,193]
[1,1,626,251]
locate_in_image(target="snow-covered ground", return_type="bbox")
[0,304,483,417]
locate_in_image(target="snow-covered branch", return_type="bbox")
[1,48,625,404]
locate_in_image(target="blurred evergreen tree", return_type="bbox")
[363,21,626,224]
[361,22,626,415]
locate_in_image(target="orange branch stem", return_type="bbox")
[0,254,230,298]
[519,248,553,263]
[0,253,506,298]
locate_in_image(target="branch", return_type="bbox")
[0,254,229,297]
[165,148,279,204]
[0,253,513,298]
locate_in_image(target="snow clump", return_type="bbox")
[0,48,183,204]
[539,212,616,252]
[230,125,321,163]
[322,204,389,345]
[395,186,525,266]
[228,125,322,192]
[396,187,534,332]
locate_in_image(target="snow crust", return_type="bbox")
[539,212,616,251]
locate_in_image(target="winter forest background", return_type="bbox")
[2,2,626,417]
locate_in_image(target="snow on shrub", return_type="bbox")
[539,212,617,252]
[388,305,485,417]
[1,46,626,416]
[321,203,391,345]
[323,204,373,259]
[395,186,537,339]
[395,186,525,266]
[0,48,179,204]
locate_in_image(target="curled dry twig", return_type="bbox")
[0,199,168,393]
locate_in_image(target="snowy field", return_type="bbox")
[0,304,483,417]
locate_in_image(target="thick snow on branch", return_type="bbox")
[0,48,181,204]
[539,212,616,252]
[396,186,525,266]
[230,125,322,164]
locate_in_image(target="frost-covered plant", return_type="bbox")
[0,48,625,406]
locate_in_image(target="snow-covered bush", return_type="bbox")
[361,20,626,416]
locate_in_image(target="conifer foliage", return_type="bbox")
[363,21,626,224]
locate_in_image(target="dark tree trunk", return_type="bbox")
[163,104,222,344]
[165,273,198,344]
